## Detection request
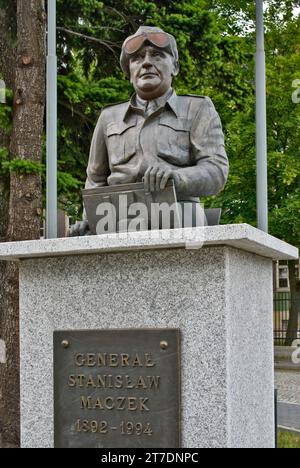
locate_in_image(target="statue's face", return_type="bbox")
[129,45,175,100]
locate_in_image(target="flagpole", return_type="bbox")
[46,0,58,238]
[255,0,268,232]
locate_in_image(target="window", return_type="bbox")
[275,262,290,292]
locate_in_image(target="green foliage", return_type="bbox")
[0,146,9,163]
[53,0,299,249]
[203,4,300,249]
[278,430,300,449]
[55,0,253,215]
[0,88,13,132]
[1,159,43,174]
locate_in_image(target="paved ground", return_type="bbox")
[275,371,300,405]
[275,371,300,431]
[278,403,300,431]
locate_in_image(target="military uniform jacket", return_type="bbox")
[86,90,229,200]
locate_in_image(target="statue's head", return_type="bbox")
[120,26,179,100]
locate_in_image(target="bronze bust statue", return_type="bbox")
[71,26,229,235]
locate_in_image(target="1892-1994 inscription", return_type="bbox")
[54,329,181,448]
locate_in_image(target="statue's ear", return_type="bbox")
[172,61,180,77]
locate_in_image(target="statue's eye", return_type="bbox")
[131,54,143,62]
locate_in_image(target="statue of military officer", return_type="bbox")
[71,26,229,235]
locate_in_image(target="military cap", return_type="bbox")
[120,26,179,78]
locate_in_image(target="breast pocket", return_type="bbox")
[157,118,191,166]
[106,121,137,166]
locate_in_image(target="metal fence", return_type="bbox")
[273,292,300,346]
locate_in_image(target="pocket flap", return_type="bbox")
[107,119,137,136]
[159,115,190,132]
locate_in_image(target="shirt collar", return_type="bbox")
[123,89,179,121]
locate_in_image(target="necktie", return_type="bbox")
[145,100,156,117]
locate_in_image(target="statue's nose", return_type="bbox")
[142,53,153,67]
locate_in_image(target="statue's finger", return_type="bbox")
[149,166,159,192]
[144,167,152,193]
[160,170,172,189]
[156,171,164,191]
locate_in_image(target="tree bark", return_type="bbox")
[0,1,17,448]
[0,3,15,241]
[285,260,300,346]
[0,0,46,447]
[8,0,46,242]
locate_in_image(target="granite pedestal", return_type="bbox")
[0,224,298,448]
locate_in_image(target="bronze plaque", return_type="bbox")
[54,329,181,448]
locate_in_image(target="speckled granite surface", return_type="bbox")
[19,245,275,448]
[0,224,298,261]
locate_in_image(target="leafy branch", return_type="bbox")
[56,26,120,58]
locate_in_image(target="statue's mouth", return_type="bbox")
[140,72,158,78]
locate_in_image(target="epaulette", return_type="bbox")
[102,100,128,110]
[178,94,206,99]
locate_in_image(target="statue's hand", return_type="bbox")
[68,219,90,237]
[144,165,181,193]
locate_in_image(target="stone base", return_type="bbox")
[0,225,297,448]
[20,246,274,448]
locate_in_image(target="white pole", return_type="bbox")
[46,0,58,238]
[255,0,268,232]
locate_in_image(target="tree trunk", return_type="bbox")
[0,0,46,448]
[8,0,46,242]
[285,260,300,346]
[0,3,15,241]
[0,1,17,448]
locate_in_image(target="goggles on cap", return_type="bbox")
[123,32,170,55]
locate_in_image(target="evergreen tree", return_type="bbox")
[0,0,46,447]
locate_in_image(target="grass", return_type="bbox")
[278,430,300,448]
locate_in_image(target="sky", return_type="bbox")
[294,7,300,16]
[263,3,300,17]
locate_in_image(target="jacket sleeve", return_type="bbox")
[175,97,229,198]
[85,110,110,189]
